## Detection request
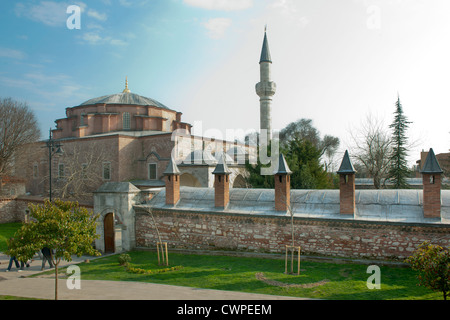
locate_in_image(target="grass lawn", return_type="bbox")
[58,250,441,300]
[0,222,22,253]
[1,223,443,300]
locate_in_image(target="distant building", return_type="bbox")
[18,79,251,201]
[417,149,450,177]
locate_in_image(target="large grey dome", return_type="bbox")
[80,92,171,110]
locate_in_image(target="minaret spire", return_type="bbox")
[256,27,276,140]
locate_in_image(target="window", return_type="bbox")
[103,162,111,180]
[123,112,131,130]
[81,163,88,179]
[80,113,86,126]
[58,163,65,179]
[33,164,39,178]
[148,163,157,180]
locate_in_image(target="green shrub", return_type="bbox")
[118,253,131,266]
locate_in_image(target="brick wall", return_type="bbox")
[275,174,290,211]
[423,174,441,218]
[165,175,180,205]
[214,175,229,208]
[340,174,355,215]
[135,208,450,261]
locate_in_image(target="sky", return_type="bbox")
[1,0,449,170]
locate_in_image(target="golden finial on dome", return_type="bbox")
[123,77,131,93]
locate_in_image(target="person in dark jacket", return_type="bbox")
[41,247,54,270]
[5,238,21,272]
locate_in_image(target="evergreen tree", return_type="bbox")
[388,95,411,188]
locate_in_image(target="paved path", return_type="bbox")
[0,253,305,300]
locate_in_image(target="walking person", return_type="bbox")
[5,238,21,272]
[41,247,54,270]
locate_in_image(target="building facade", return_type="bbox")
[19,79,251,202]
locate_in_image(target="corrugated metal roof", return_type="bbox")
[142,187,450,224]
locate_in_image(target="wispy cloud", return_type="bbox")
[79,32,128,46]
[0,47,27,60]
[203,18,232,39]
[270,0,310,28]
[184,0,253,11]
[15,1,87,27]
[87,9,107,22]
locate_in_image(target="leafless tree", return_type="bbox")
[0,97,41,178]
[51,141,112,202]
[348,114,392,189]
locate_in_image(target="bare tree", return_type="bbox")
[348,114,392,189]
[0,98,41,177]
[51,141,112,202]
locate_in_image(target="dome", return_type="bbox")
[79,78,172,110]
[79,92,171,110]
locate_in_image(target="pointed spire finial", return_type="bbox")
[259,27,272,63]
[123,77,130,93]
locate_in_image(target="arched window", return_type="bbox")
[123,112,131,130]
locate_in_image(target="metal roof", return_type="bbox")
[212,153,231,175]
[337,150,356,174]
[274,154,292,175]
[421,148,443,174]
[163,157,181,175]
[259,31,272,63]
[142,187,450,224]
[79,92,172,110]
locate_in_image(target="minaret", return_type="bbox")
[256,27,276,140]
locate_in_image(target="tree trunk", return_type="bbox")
[55,263,58,300]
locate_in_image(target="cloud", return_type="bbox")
[80,32,128,46]
[203,18,232,39]
[0,48,27,60]
[183,0,252,11]
[15,1,87,27]
[87,9,107,22]
[119,0,133,7]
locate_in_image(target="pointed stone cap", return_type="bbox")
[259,31,272,63]
[421,148,443,174]
[337,150,356,174]
[212,152,231,175]
[274,153,292,175]
[163,157,181,175]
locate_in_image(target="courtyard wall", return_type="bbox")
[134,207,450,261]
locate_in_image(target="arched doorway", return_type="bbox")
[180,173,202,187]
[104,213,115,253]
[233,174,247,188]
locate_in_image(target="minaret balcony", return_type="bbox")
[256,81,277,97]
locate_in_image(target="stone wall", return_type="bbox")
[135,208,450,261]
[0,198,21,223]
[0,196,93,225]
